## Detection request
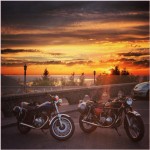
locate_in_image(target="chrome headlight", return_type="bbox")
[126,97,133,106]
[58,99,62,103]
[78,102,87,113]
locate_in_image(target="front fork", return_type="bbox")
[124,107,133,127]
[54,103,63,127]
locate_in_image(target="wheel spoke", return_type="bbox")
[52,117,72,138]
[128,116,141,138]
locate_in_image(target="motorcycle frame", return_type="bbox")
[82,102,135,128]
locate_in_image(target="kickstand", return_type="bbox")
[114,127,121,136]
[41,129,48,135]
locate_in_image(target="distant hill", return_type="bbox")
[1,75,20,86]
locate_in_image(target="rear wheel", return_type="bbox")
[146,90,149,100]
[124,114,144,142]
[17,122,31,134]
[79,114,97,133]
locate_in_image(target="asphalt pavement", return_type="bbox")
[1,100,149,149]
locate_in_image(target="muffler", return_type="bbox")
[82,120,113,128]
[20,117,49,129]
[20,123,35,128]
[82,120,99,127]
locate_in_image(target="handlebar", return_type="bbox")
[45,93,62,104]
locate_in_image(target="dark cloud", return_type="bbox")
[118,52,149,57]
[2,1,149,28]
[136,48,149,51]
[43,61,64,65]
[2,1,149,47]
[48,52,64,56]
[2,25,149,47]
[1,60,65,67]
[1,56,94,67]
[133,59,149,68]
[119,58,136,62]
[105,57,149,68]
[66,60,93,66]
[1,48,40,54]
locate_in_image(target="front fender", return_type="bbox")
[124,110,141,129]
[127,110,141,117]
[49,114,70,125]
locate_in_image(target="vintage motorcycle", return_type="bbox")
[78,96,144,142]
[13,94,75,141]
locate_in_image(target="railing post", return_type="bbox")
[24,64,27,93]
[93,70,96,85]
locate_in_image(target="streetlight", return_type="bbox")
[24,64,27,92]
[93,70,96,85]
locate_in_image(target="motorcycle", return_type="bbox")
[78,96,144,142]
[13,94,75,141]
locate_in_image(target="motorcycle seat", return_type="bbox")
[21,102,38,111]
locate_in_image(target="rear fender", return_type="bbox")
[49,114,70,125]
[13,106,27,121]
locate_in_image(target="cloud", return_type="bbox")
[118,52,149,57]
[136,48,149,51]
[2,1,149,48]
[1,57,94,67]
[48,52,65,56]
[66,60,93,66]
[133,59,149,68]
[104,57,149,68]
[1,48,40,54]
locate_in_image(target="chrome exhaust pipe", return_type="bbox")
[20,123,35,129]
[20,117,49,129]
[82,120,113,128]
[82,120,100,127]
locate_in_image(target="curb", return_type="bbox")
[1,109,78,129]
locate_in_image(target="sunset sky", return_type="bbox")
[1,1,149,75]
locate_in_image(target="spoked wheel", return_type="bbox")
[17,122,31,134]
[124,114,144,142]
[79,114,97,133]
[50,116,75,141]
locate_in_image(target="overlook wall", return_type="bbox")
[1,83,136,117]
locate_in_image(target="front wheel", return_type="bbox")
[124,114,144,142]
[79,114,97,133]
[50,115,75,141]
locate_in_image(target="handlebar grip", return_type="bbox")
[45,93,55,100]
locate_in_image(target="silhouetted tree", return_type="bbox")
[69,72,76,85]
[121,68,129,75]
[42,68,49,80]
[79,73,85,86]
[111,66,120,75]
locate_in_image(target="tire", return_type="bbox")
[79,114,97,133]
[17,122,31,134]
[124,114,144,142]
[50,116,75,141]
[146,90,149,100]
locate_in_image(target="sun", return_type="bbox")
[107,70,111,75]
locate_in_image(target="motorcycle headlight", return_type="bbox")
[58,99,62,104]
[78,102,87,113]
[126,97,133,106]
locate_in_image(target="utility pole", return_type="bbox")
[93,70,96,85]
[24,64,27,92]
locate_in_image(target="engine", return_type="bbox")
[99,111,116,126]
[33,117,45,128]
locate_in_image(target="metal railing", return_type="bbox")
[1,82,136,96]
